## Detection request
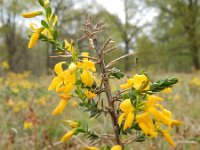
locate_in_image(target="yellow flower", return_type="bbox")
[71,101,79,107]
[61,129,76,142]
[21,11,43,18]
[82,52,89,60]
[68,62,77,73]
[173,94,180,101]
[77,52,96,72]
[132,74,150,91]
[65,120,79,128]
[44,0,50,7]
[145,95,181,127]
[1,61,9,70]
[85,146,99,150]
[48,62,76,93]
[161,130,175,146]
[28,27,44,48]
[111,145,122,150]
[51,96,71,115]
[84,90,96,99]
[48,62,65,91]
[64,39,75,53]
[120,79,133,89]
[24,121,33,129]
[162,88,172,94]
[136,112,157,137]
[118,99,134,130]
[81,70,94,87]
[78,60,96,72]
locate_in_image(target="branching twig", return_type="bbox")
[106,52,136,69]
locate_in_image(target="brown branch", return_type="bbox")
[104,47,116,54]
[106,52,136,69]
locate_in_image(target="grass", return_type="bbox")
[0,71,200,150]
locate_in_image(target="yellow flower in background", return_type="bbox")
[111,145,122,150]
[84,90,96,99]
[161,130,175,146]
[132,74,150,91]
[21,10,43,18]
[28,27,44,49]
[190,77,200,87]
[71,101,79,107]
[173,94,180,101]
[162,88,172,94]
[7,99,15,107]
[24,121,33,129]
[118,99,134,130]
[81,70,94,87]
[85,146,99,150]
[136,112,157,137]
[61,129,76,142]
[1,61,9,70]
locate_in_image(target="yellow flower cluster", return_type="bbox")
[85,145,122,150]
[21,6,58,49]
[118,74,182,146]
[48,52,96,115]
[7,99,29,113]
[190,77,200,87]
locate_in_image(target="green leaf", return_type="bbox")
[50,13,56,25]
[52,30,58,40]
[41,20,49,29]
[109,67,125,79]
[45,7,52,19]
[38,0,44,7]
[150,77,178,92]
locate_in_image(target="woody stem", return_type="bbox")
[92,37,122,146]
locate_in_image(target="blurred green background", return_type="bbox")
[0,0,200,149]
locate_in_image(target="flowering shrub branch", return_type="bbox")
[22,0,182,149]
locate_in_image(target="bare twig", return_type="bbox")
[106,52,136,69]
[104,47,116,54]
[99,37,112,54]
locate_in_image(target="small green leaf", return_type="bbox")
[46,7,52,19]
[109,67,125,79]
[52,30,58,40]
[41,20,49,28]
[150,77,178,92]
[38,0,44,7]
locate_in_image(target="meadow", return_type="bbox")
[0,70,200,150]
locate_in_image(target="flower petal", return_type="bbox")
[61,129,76,142]
[119,99,134,112]
[81,70,94,87]
[54,62,65,75]
[123,112,134,130]
[118,113,126,127]
[51,99,68,115]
